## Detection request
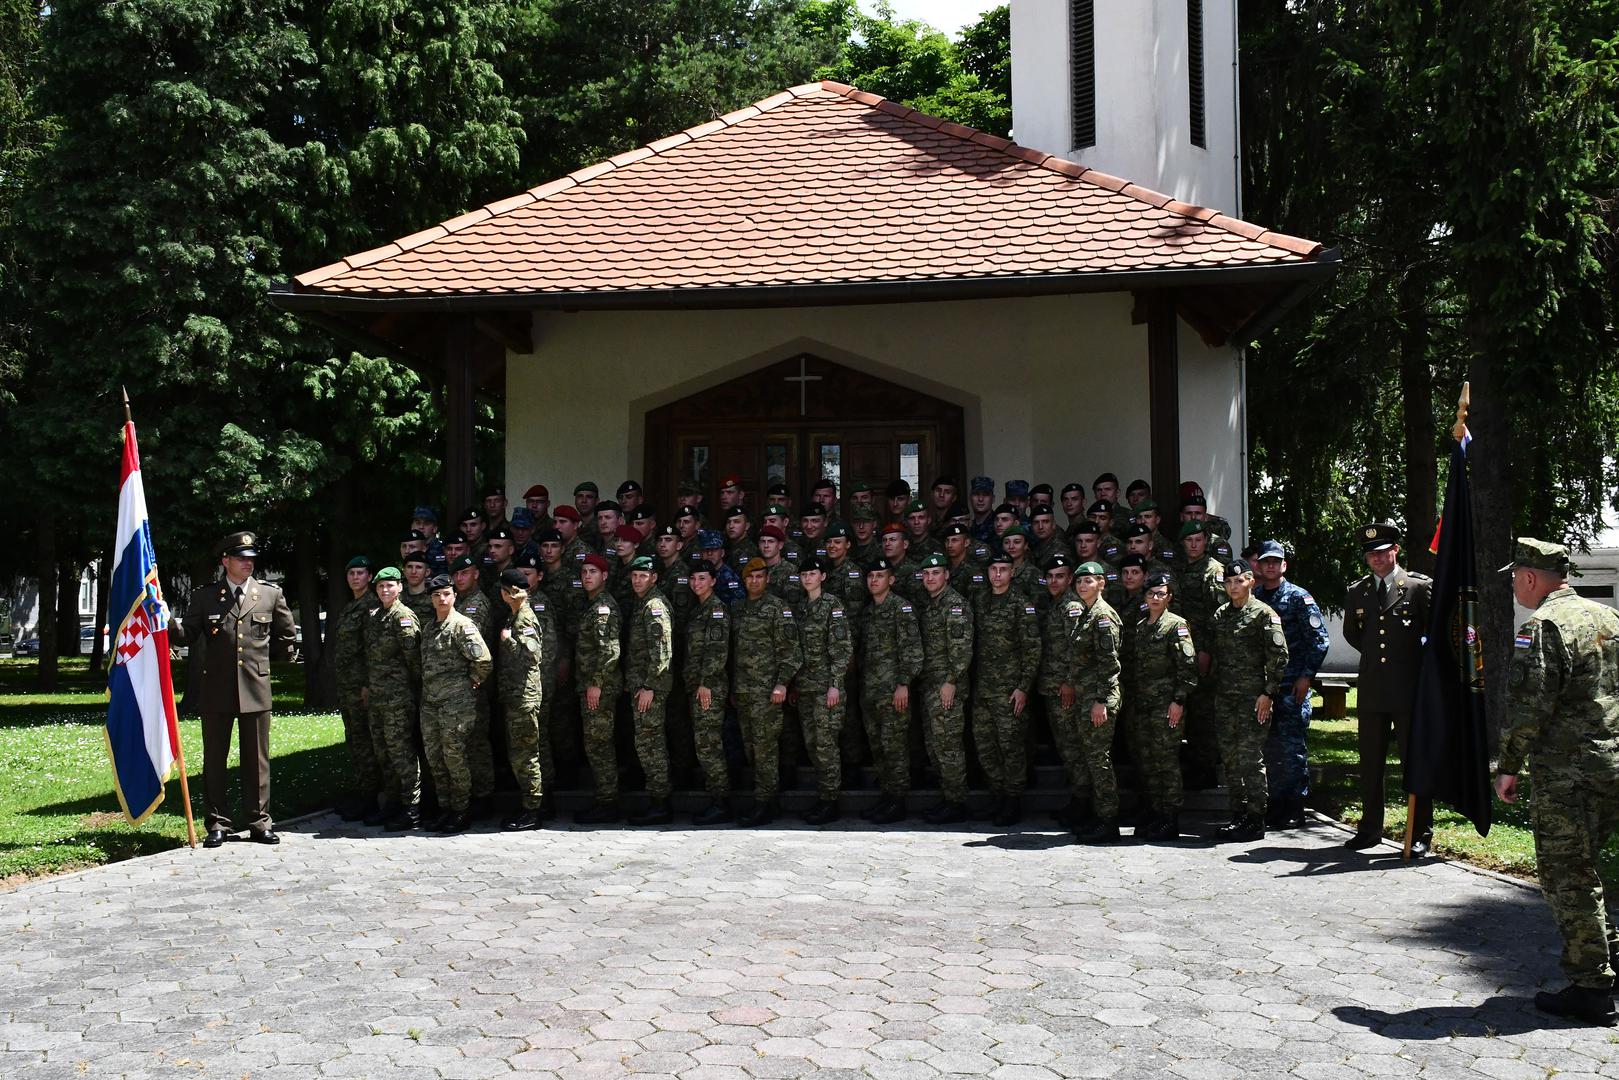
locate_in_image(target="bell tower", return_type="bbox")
[1010,0,1241,214]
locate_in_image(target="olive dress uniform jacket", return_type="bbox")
[1345,567,1432,714]
[172,577,297,713]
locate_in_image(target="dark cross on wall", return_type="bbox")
[783,356,823,417]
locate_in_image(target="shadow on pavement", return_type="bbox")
[1229,840,1413,876]
[1331,998,1589,1038]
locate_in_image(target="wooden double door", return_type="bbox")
[645,355,965,518]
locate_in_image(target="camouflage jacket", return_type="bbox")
[334,593,379,695]
[730,592,802,697]
[858,591,923,693]
[683,593,731,695]
[918,586,974,687]
[1209,598,1288,698]
[1500,587,1619,782]
[795,593,853,692]
[574,591,623,692]
[1173,555,1226,647]
[526,592,561,692]
[363,599,421,705]
[1127,611,1199,713]
[766,559,806,605]
[1038,595,1086,695]
[1069,597,1123,711]
[497,602,544,708]
[973,588,1041,693]
[419,608,491,709]
[624,590,674,693]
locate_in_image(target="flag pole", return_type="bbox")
[124,387,198,850]
[1404,381,1470,862]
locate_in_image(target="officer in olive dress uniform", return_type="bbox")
[1343,521,1434,854]
[169,530,297,848]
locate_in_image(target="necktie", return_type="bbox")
[233,586,244,607]
[1377,578,1388,610]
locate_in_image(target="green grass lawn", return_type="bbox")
[0,657,347,882]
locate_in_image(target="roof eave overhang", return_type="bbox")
[269,253,1341,323]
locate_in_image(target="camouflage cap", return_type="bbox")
[1499,537,1571,574]
[511,508,534,528]
[918,553,948,570]
[970,475,995,493]
[850,506,878,522]
[373,566,401,582]
[697,529,725,550]
[1005,480,1030,498]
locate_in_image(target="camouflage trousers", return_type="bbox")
[368,697,421,811]
[420,696,476,814]
[1069,704,1119,820]
[470,685,495,799]
[502,697,550,810]
[338,692,382,801]
[1263,690,1311,799]
[861,684,912,797]
[1184,674,1221,770]
[971,686,1028,796]
[582,687,622,804]
[733,694,784,799]
[1215,691,1270,817]
[1532,776,1619,989]
[841,667,867,768]
[1041,694,1084,791]
[690,690,730,799]
[922,682,968,802]
[1125,698,1183,815]
[798,685,845,802]
[663,672,697,784]
[633,692,671,800]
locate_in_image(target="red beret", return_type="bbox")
[759,525,787,542]
[524,484,548,499]
[1178,480,1205,500]
[720,474,742,488]
[614,525,643,543]
[553,505,581,522]
[881,521,905,537]
[582,553,609,573]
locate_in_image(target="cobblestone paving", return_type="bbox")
[3,816,1616,1079]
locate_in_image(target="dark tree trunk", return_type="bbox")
[55,558,79,658]
[89,550,110,674]
[292,525,324,709]
[1398,274,1437,576]
[35,516,58,691]
[1467,341,1513,747]
[315,475,359,712]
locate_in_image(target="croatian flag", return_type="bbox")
[105,420,181,825]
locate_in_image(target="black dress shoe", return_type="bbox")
[501,809,544,831]
[692,801,733,827]
[1343,832,1382,850]
[203,829,227,848]
[248,829,280,845]
[1534,984,1618,1026]
[1409,834,1432,858]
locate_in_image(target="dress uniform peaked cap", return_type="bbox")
[1358,521,1400,552]
[221,530,258,557]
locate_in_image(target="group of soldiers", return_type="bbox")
[329,472,1331,843]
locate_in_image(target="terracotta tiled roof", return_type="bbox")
[288,81,1324,299]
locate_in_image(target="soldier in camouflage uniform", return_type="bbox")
[513,551,560,808]
[759,526,805,603]
[496,569,547,831]
[724,506,759,569]
[973,552,1042,826]
[1068,561,1124,843]
[1496,538,1619,1025]
[881,523,925,603]
[655,524,697,788]
[684,563,734,825]
[794,557,853,824]
[334,557,381,820]
[943,523,987,608]
[449,555,497,816]
[572,554,623,823]
[1038,555,1088,824]
[730,558,802,826]
[916,553,974,824]
[859,558,924,824]
[401,552,436,624]
[1173,519,1227,789]
[1178,489,1235,564]
[537,528,584,784]
[903,500,941,561]
[1000,527,1043,602]
[419,574,492,834]
[1029,505,1064,568]
[623,557,675,825]
[850,507,882,566]
[823,522,870,771]
[1208,559,1289,840]
[363,567,422,829]
[1126,571,1199,840]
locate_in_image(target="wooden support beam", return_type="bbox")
[1147,291,1182,512]
[444,320,476,518]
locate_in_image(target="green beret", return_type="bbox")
[345,555,372,571]
[574,481,598,495]
[765,504,790,517]
[1499,536,1570,574]
[1179,520,1209,540]
[628,555,657,573]
[373,566,401,582]
[1075,560,1108,576]
[919,553,947,569]
[905,499,927,515]
[1001,524,1028,539]
[851,506,877,522]
[1134,498,1159,512]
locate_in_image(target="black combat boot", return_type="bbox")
[502,808,544,831]
[575,801,622,825]
[1146,814,1181,842]
[923,801,967,825]
[692,800,733,827]
[383,806,421,831]
[363,804,394,828]
[867,797,907,825]
[1534,984,1617,1026]
[628,799,674,826]
[436,808,473,835]
[991,797,1022,828]
[736,799,777,827]
[803,801,840,826]
[1075,819,1119,845]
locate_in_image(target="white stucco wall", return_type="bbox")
[1010,0,1240,215]
[504,293,1246,539]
